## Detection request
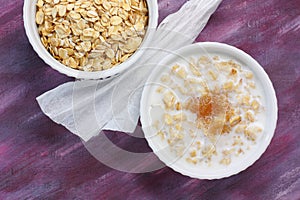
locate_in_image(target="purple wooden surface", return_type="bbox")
[0,0,299,199]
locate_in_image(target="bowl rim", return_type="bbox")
[23,0,158,79]
[140,42,278,179]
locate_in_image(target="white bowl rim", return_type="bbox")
[140,42,278,179]
[23,0,158,79]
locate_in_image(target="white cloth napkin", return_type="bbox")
[37,0,222,141]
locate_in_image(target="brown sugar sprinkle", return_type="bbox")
[185,94,214,123]
[185,92,235,138]
[196,94,213,119]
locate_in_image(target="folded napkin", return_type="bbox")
[37,0,222,141]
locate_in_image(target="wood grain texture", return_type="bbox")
[0,0,299,199]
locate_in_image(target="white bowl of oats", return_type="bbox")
[23,0,158,79]
[140,42,278,179]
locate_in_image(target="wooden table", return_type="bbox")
[0,0,299,199]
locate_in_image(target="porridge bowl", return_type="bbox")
[140,42,278,179]
[23,0,158,79]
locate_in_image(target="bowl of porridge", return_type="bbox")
[23,0,158,79]
[140,42,278,179]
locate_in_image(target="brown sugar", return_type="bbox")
[186,91,233,138]
[198,94,213,119]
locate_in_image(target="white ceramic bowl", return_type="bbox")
[23,0,158,79]
[140,42,278,179]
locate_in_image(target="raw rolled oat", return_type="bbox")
[36,0,148,71]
